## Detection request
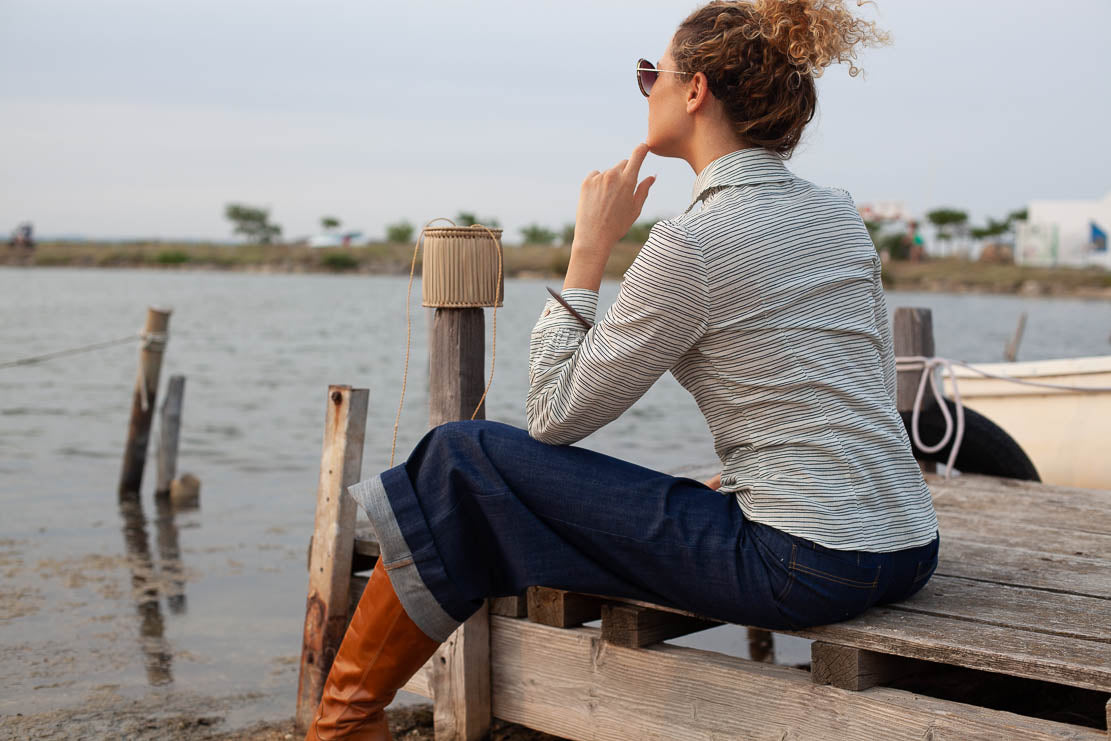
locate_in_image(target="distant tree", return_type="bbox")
[863,219,883,248]
[225,203,282,244]
[455,211,500,228]
[970,217,1010,240]
[560,223,575,246]
[520,223,557,245]
[321,216,341,231]
[925,208,968,241]
[970,208,1027,241]
[622,219,659,243]
[385,220,415,244]
[879,231,910,260]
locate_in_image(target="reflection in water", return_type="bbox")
[154,492,187,614]
[118,494,174,685]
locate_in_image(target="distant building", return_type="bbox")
[1015,191,1111,268]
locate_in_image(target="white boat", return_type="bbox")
[941,355,1111,489]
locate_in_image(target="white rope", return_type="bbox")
[894,356,965,479]
[894,355,1111,480]
[0,334,136,369]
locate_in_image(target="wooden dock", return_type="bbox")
[344,470,1108,739]
[299,304,1109,739]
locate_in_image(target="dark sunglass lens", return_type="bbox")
[637,59,657,97]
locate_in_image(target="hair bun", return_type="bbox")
[751,0,888,78]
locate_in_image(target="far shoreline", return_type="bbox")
[5,241,1111,299]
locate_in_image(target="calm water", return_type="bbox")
[3,267,1110,728]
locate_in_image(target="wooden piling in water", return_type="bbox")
[894,307,937,473]
[427,307,492,741]
[156,375,186,495]
[296,385,369,731]
[118,306,172,498]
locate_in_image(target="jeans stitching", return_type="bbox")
[790,562,880,589]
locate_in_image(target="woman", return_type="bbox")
[306,1,940,738]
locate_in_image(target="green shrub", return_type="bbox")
[321,251,359,271]
[156,250,190,264]
[386,221,415,244]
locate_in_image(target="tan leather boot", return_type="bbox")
[305,555,443,740]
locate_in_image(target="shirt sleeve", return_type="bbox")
[525,219,709,445]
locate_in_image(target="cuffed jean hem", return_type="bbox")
[347,466,466,643]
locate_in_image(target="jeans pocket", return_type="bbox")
[751,523,881,630]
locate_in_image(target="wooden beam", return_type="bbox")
[489,616,1101,741]
[428,306,491,741]
[600,603,721,648]
[489,594,527,618]
[155,374,185,495]
[295,385,369,731]
[811,641,929,691]
[119,306,172,497]
[527,587,603,628]
[431,601,492,741]
[894,306,937,474]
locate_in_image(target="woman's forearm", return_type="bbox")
[562,242,610,292]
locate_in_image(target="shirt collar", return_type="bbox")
[686,147,794,212]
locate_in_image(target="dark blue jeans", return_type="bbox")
[348,419,940,642]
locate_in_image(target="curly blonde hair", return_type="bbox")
[671,0,890,156]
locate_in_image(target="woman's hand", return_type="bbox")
[563,142,656,292]
[703,472,721,490]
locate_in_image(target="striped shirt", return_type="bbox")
[525,146,938,552]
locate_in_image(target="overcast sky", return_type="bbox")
[2,0,1109,243]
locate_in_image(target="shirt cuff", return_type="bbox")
[535,288,599,332]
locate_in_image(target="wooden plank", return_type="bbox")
[935,537,1111,600]
[600,603,721,648]
[933,473,1111,511]
[892,575,1109,643]
[936,509,1111,559]
[295,385,369,730]
[785,607,1111,692]
[811,641,929,691]
[527,586,603,627]
[929,477,1111,535]
[489,616,1102,741]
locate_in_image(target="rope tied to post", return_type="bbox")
[895,354,1111,479]
[136,329,170,412]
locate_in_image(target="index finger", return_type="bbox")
[623,142,650,178]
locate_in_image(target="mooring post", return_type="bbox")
[427,307,492,741]
[118,306,172,498]
[296,385,369,731]
[894,307,937,474]
[155,375,186,495]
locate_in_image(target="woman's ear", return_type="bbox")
[686,71,711,114]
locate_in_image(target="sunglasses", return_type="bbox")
[636,58,687,98]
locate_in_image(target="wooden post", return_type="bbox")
[427,307,492,741]
[894,307,936,474]
[1003,311,1027,362]
[296,385,370,731]
[118,306,172,497]
[155,375,186,495]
